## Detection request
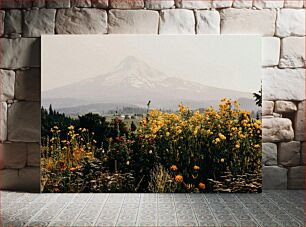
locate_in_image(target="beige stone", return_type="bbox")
[294,101,305,141]
[195,10,220,34]
[280,37,305,68]
[274,101,297,113]
[232,0,253,8]
[284,0,304,8]
[276,9,305,37]
[109,0,144,8]
[262,143,277,166]
[0,142,27,169]
[278,141,301,167]
[0,102,7,142]
[262,101,274,115]
[212,0,233,8]
[71,0,91,7]
[0,69,15,102]
[145,0,175,9]
[91,0,108,8]
[262,118,294,142]
[175,0,212,9]
[253,0,284,8]
[15,69,41,101]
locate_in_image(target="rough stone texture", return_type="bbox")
[262,143,277,166]
[284,0,304,8]
[280,37,305,68]
[0,69,15,102]
[4,9,22,35]
[159,9,195,34]
[301,142,305,165]
[71,0,92,7]
[262,118,294,142]
[8,102,40,142]
[262,101,274,116]
[0,0,32,9]
[0,102,8,142]
[15,69,41,101]
[262,37,280,66]
[294,101,305,141]
[145,0,175,9]
[0,167,40,192]
[109,0,144,9]
[91,0,108,8]
[108,10,159,34]
[56,8,107,34]
[23,9,56,37]
[175,0,212,9]
[32,0,46,8]
[253,0,284,8]
[288,166,304,189]
[274,101,297,113]
[232,0,253,8]
[27,143,40,167]
[0,142,27,169]
[276,9,305,37]
[278,141,301,167]
[0,38,40,69]
[263,166,288,189]
[0,10,4,35]
[46,0,70,8]
[212,0,233,8]
[220,9,276,36]
[195,10,220,34]
[262,68,305,101]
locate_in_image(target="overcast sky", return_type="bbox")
[42,35,261,93]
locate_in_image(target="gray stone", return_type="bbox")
[280,37,305,68]
[262,37,280,66]
[0,0,32,9]
[262,143,277,166]
[23,9,56,37]
[159,9,195,34]
[288,166,304,189]
[8,102,40,142]
[294,101,305,141]
[145,0,175,9]
[0,142,27,169]
[0,38,40,69]
[253,0,284,8]
[56,8,107,34]
[46,0,70,8]
[0,102,8,142]
[32,0,46,8]
[274,101,297,113]
[262,68,305,101]
[0,69,15,102]
[109,10,159,34]
[91,0,109,8]
[276,9,305,37]
[262,101,274,116]
[0,10,4,35]
[220,8,276,36]
[263,166,287,189]
[15,69,40,101]
[0,167,40,192]
[27,143,40,167]
[301,142,305,165]
[212,0,233,8]
[262,118,294,142]
[278,141,301,167]
[109,0,144,8]
[195,10,220,34]
[284,0,304,8]
[175,0,212,9]
[71,0,92,7]
[232,0,253,8]
[4,9,22,34]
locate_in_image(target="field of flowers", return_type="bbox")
[41,99,262,193]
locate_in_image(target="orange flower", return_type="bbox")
[76,164,81,170]
[175,175,183,183]
[193,165,200,171]
[70,167,77,172]
[170,165,178,171]
[199,183,206,190]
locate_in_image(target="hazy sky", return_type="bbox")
[42,35,261,93]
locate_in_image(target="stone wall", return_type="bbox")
[0,0,305,192]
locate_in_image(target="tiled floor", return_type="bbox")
[1,190,304,226]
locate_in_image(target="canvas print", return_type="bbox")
[41,35,262,193]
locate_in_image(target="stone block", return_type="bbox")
[0,38,40,69]
[0,142,27,169]
[212,0,233,8]
[280,37,305,68]
[276,9,305,37]
[175,0,212,9]
[46,0,70,8]
[32,0,46,8]
[263,166,287,189]
[15,68,41,101]
[284,0,304,8]
[23,9,56,37]
[0,167,40,192]
[288,166,304,189]
[56,8,107,34]
[278,141,301,167]
[0,102,7,142]
[27,143,40,167]
[262,143,277,166]
[274,101,297,113]
[91,0,108,8]
[0,10,4,35]
[0,69,15,102]
[145,0,175,9]
[220,8,276,36]
[195,10,220,34]
[8,102,40,142]
[0,0,32,9]
[108,10,159,34]
[159,9,195,34]
[109,0,144,8]
[71,0,92,7]
[301,142,305,165]
[262,37,280,66]
[262,117,294,142]
[232,0,253,8]
[294,101,305,141]
[262,68,305,101]
[262,101,274,116]
[4,9,22,34]
[253,0,284,8]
